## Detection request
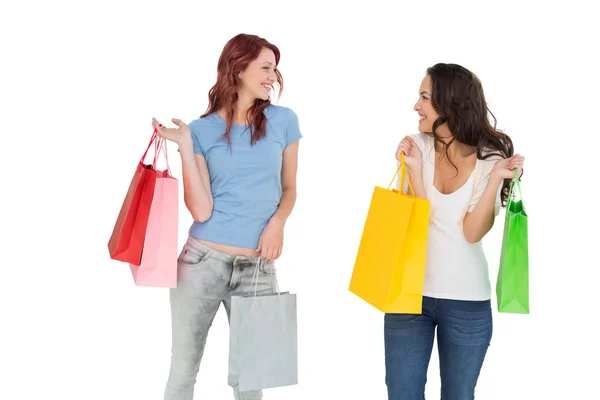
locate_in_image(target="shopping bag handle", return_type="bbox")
[140,128,159,164]
[508,168,525,211]
[387,153,415,196]
[154,136,173,176]
[139,126,173,176]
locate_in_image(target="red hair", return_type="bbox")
[200,33,283,146]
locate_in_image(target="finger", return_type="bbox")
[266,247,275,263]
[172,118,183,127]
[261,245,269,260]
[256,236,263,252]
[398,143,412,155]
[407,136,418,147]
[267,247,274,262]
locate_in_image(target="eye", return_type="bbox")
[421,95,429,100]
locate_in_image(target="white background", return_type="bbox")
[2,0,599,399]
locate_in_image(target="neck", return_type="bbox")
[216,90,257,125]
[233,89,256,124]
[433,126,475,158]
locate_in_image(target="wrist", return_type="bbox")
[488,172,504,188]
[407,166,423,178]
[177,137,194,152]
[269,215,286,228]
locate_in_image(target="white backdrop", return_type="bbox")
[2,0,599,399]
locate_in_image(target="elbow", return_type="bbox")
[192,210,212,223]
[188,202,213,223]
[463,227,482,244]
[465,234,481,244]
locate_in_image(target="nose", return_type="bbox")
[413,100,420,112]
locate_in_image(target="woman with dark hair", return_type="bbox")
[152,33,302,400]
[386,63,524,399]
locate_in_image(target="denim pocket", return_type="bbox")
[261,261,277,276]
[178,245,210,267]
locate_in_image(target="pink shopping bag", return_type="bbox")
[130,137,179,288]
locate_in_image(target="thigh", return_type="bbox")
[436,299,493,400]
[384,310,436,400]
[174,242,231,298]
[170,244,230,342]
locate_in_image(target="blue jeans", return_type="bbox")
[384,296,493,400]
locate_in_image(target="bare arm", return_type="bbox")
[270,141,299,226]
[405,168,427,199]
[463,173,503,244]
[178,139,214,222]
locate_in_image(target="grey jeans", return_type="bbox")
[164,236,276,400]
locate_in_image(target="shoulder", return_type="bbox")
[478,148,505,167]
[475,148,505,182]
[264,104,298,123]
[187,114,223,135]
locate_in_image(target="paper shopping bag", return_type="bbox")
[496,169,529,314]
[129,138,179,288]
[349,155,430,314]
[228,273,298,392]
[108,131,159,266]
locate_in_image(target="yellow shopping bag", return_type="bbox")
[349,155,430,314]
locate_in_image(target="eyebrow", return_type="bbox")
[262,61,274,65]
[420,91,431,96]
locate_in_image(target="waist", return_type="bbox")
[188,236,260,258]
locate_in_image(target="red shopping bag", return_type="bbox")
[108,130,161,265]
[130,138,179,288]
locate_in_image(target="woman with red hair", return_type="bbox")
[153,33,302,400]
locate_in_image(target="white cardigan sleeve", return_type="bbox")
[468,155,503,216]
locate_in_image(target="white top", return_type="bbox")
[397,133,502,301]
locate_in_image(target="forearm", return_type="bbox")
[270,188,297,226]
[463,174,503,243]
[178,141,213,222]
[406,168,427,199]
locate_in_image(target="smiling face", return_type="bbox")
[413,74,439,133]
[238,47,278,101]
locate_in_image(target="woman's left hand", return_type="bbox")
[256,218,284,264]
[492,154,525,180]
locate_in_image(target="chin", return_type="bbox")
[418,123,432,133]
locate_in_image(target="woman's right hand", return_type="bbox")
[152,118,192,146]
[395,136,422,173]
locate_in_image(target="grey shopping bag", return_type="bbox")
[228,271,298,392]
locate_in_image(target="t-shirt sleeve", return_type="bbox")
[284,108,303,148]
[189,121,205,156]
[468,157,502,216]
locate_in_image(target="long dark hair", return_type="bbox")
[426,63,514,206]
[201,33,283,146]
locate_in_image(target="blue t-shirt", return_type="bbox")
[187,104,302,249]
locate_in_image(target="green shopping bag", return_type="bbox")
[496,169,529,314]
